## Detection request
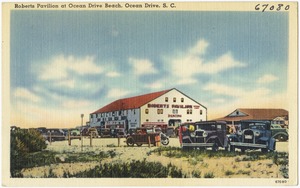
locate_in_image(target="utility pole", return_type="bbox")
[81,114,84,151]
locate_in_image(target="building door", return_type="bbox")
[125,119,129,132]
[168,119,181,127]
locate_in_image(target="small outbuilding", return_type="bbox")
[214,108,289,128]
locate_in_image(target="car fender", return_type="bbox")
[268,138,276,150]
[206,136,222,146]
[272,132,288,138]
[258,137,269,142]
[227,134,238,142]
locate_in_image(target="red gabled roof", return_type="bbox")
[91,89,172,114]
[214,108,288,121]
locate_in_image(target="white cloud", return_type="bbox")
[203,83,246,97]
[212,98,226,103]
[14,88,41,103]
[32,55,105,95]
[62,99,92,108]
[54,79,76,89]
[128,58,157,76]
[106,88,131,99]
[257,74,279,84]
[177,78,198,85]
[168,39,246,85]
[203,82,287,120]
[37,55,102,81]
[146,82,163,89]
[188,39,209,56]
[106,71,121,77]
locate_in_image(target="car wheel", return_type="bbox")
[212,142,219,152]
[278,135,288,142]
[229,144,235,152]
[126,137,134,146]
[261,148,268,153]
[161,138,170,146]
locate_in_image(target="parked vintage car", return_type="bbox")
[69,128,80,136]
[271,124,289,141]
[110,128,127,138]
[227,120,276,152]
[126,127,160,147]
[179,121,228,151]
[141,122,176,137]
[96,127,111,138]
[46,128,66,142]
[81,127,99,138]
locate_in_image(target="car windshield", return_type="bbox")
[197,124,216,131]
[242,122,269,130]
[271,125,282,129]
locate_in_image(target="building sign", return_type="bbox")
[194,105,200,109]
[148,104,169,108]
[168,114,182,117]
[148,104,193,109]
[172,104,192,109]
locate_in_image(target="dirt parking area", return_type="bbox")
[20,137,288,178]
[47,137,289,153]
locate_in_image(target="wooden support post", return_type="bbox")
[118,137,120,147]
[148,135,151,148]
[68,130,71,146]
[156,135,160,147]
[49,132,52,145]
[90,134,92,147]
[81,133,83,151]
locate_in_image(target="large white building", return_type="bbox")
[90,88,207,130]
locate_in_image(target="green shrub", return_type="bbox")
[70,160,169,178]
[236,170,250,175]
[225,170,235,176]
[204,172,215,178]
[191,170,201,178]
[169,165,183,178]
[10,128,47,176]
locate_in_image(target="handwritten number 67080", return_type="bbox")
[255,4,290,12]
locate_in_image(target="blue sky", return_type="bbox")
[10,11,288,128]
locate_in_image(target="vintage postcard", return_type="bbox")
[2,1,298,186]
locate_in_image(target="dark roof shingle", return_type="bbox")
[214,108,288,121]
[91,89,171,114]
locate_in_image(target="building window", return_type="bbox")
[161,119,164,122]
[165,97,168,102]
[146,119,149,122]
[157,109,163,114]
[200,110,203,115]
[158,119,160,122]
[145,109,149,114]
[181,98,184,102]
[187,109,192,114]
[173,97,176,102]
